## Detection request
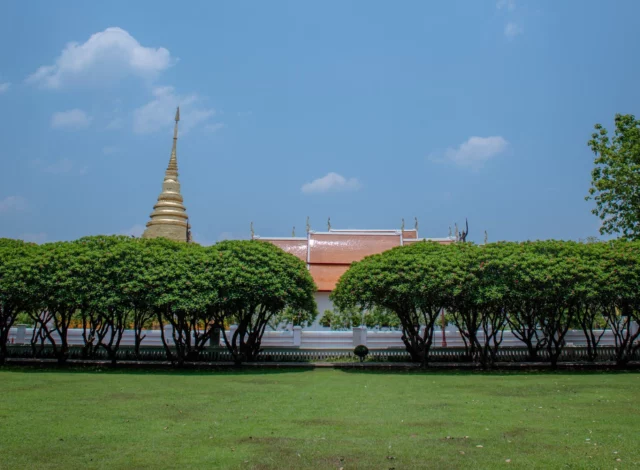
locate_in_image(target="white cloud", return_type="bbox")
[0,196,27,213]
[51,109,91,130]
[26,27,174,89]
[505,22,524,38]
[19,233,47,244]
[434,136,508,169]
[120,224,145,238]
[205,122,225,133]
[0,82,10,94]
[133,86,215,134]
[497,0,516,11]
[301,172,362,194]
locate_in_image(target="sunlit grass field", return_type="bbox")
[0,368,638,469]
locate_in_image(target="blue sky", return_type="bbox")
[1,0,639,245]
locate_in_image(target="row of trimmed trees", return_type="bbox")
[0,236,317,365]
[331,240,640,367]
[3,236,640,368]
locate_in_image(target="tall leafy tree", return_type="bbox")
[332,242,448,366]
[0,239,36,364]
[587,114,640,238]
[207,240,317,364]
[143,239,215,366]
[23,241,93,364]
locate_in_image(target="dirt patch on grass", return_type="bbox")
[296,417,342,426]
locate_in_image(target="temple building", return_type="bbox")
[256,220,454,317]
[142,107,191,242]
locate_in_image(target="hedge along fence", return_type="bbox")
[331,240,640,368]
[3,237,640,368]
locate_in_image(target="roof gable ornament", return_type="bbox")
[306,216,311,234]
[292,226,296,237]
[414,217,419,232]
[401,218,405,231]
[327,217,331,231]
[460,218,469,243]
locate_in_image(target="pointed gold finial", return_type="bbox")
[401,218,405,231]
[250,221,255,240]
[142,108,189,242]
[327,217,331,231]
[292,226,296,237]
[414,217,419,232]
[306,216,311,234]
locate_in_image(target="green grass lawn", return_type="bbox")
[0,368,638,469]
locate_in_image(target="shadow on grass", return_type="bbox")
[335,367,640,377]
[0,364,314,377]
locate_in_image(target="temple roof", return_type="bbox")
[258,226,455,291]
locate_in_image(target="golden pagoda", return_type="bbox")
[142,107,191,242]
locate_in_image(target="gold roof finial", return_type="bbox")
[401,218,405,231]
[142,107,189,242]
[306,216,311,234]
[250,221,255,240]
[327,217,331,231]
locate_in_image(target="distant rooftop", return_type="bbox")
[257,226,455,291]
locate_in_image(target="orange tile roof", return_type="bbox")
[266,239,307,261]
[258,227,453,291]
[309,264,351,292]
[309,232,402,264]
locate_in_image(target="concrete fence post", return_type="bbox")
[229,325,238,344]
[15,324,27,345]
[163,324,173,345]
[210,328,221,347]
[353,326,367,347]
[293,326,302,347]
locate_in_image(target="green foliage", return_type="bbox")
[587,113,640,238]
[320,306,400,330]
[334,239,640,367]
[332,241,450,365]
[207,240,317,363]
[0,239,38,363]
[353,344,369,362]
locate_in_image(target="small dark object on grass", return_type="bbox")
[354,345,369,362]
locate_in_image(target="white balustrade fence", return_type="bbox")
[5,324,627,349]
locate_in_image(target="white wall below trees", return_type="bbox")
[6,325,624,350]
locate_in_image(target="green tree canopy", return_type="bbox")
[0,238,37,364]
[587,114,640,238]
[207,240,317,363]
[331,241,450,365]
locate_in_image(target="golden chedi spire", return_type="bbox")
[142,107,190,242]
